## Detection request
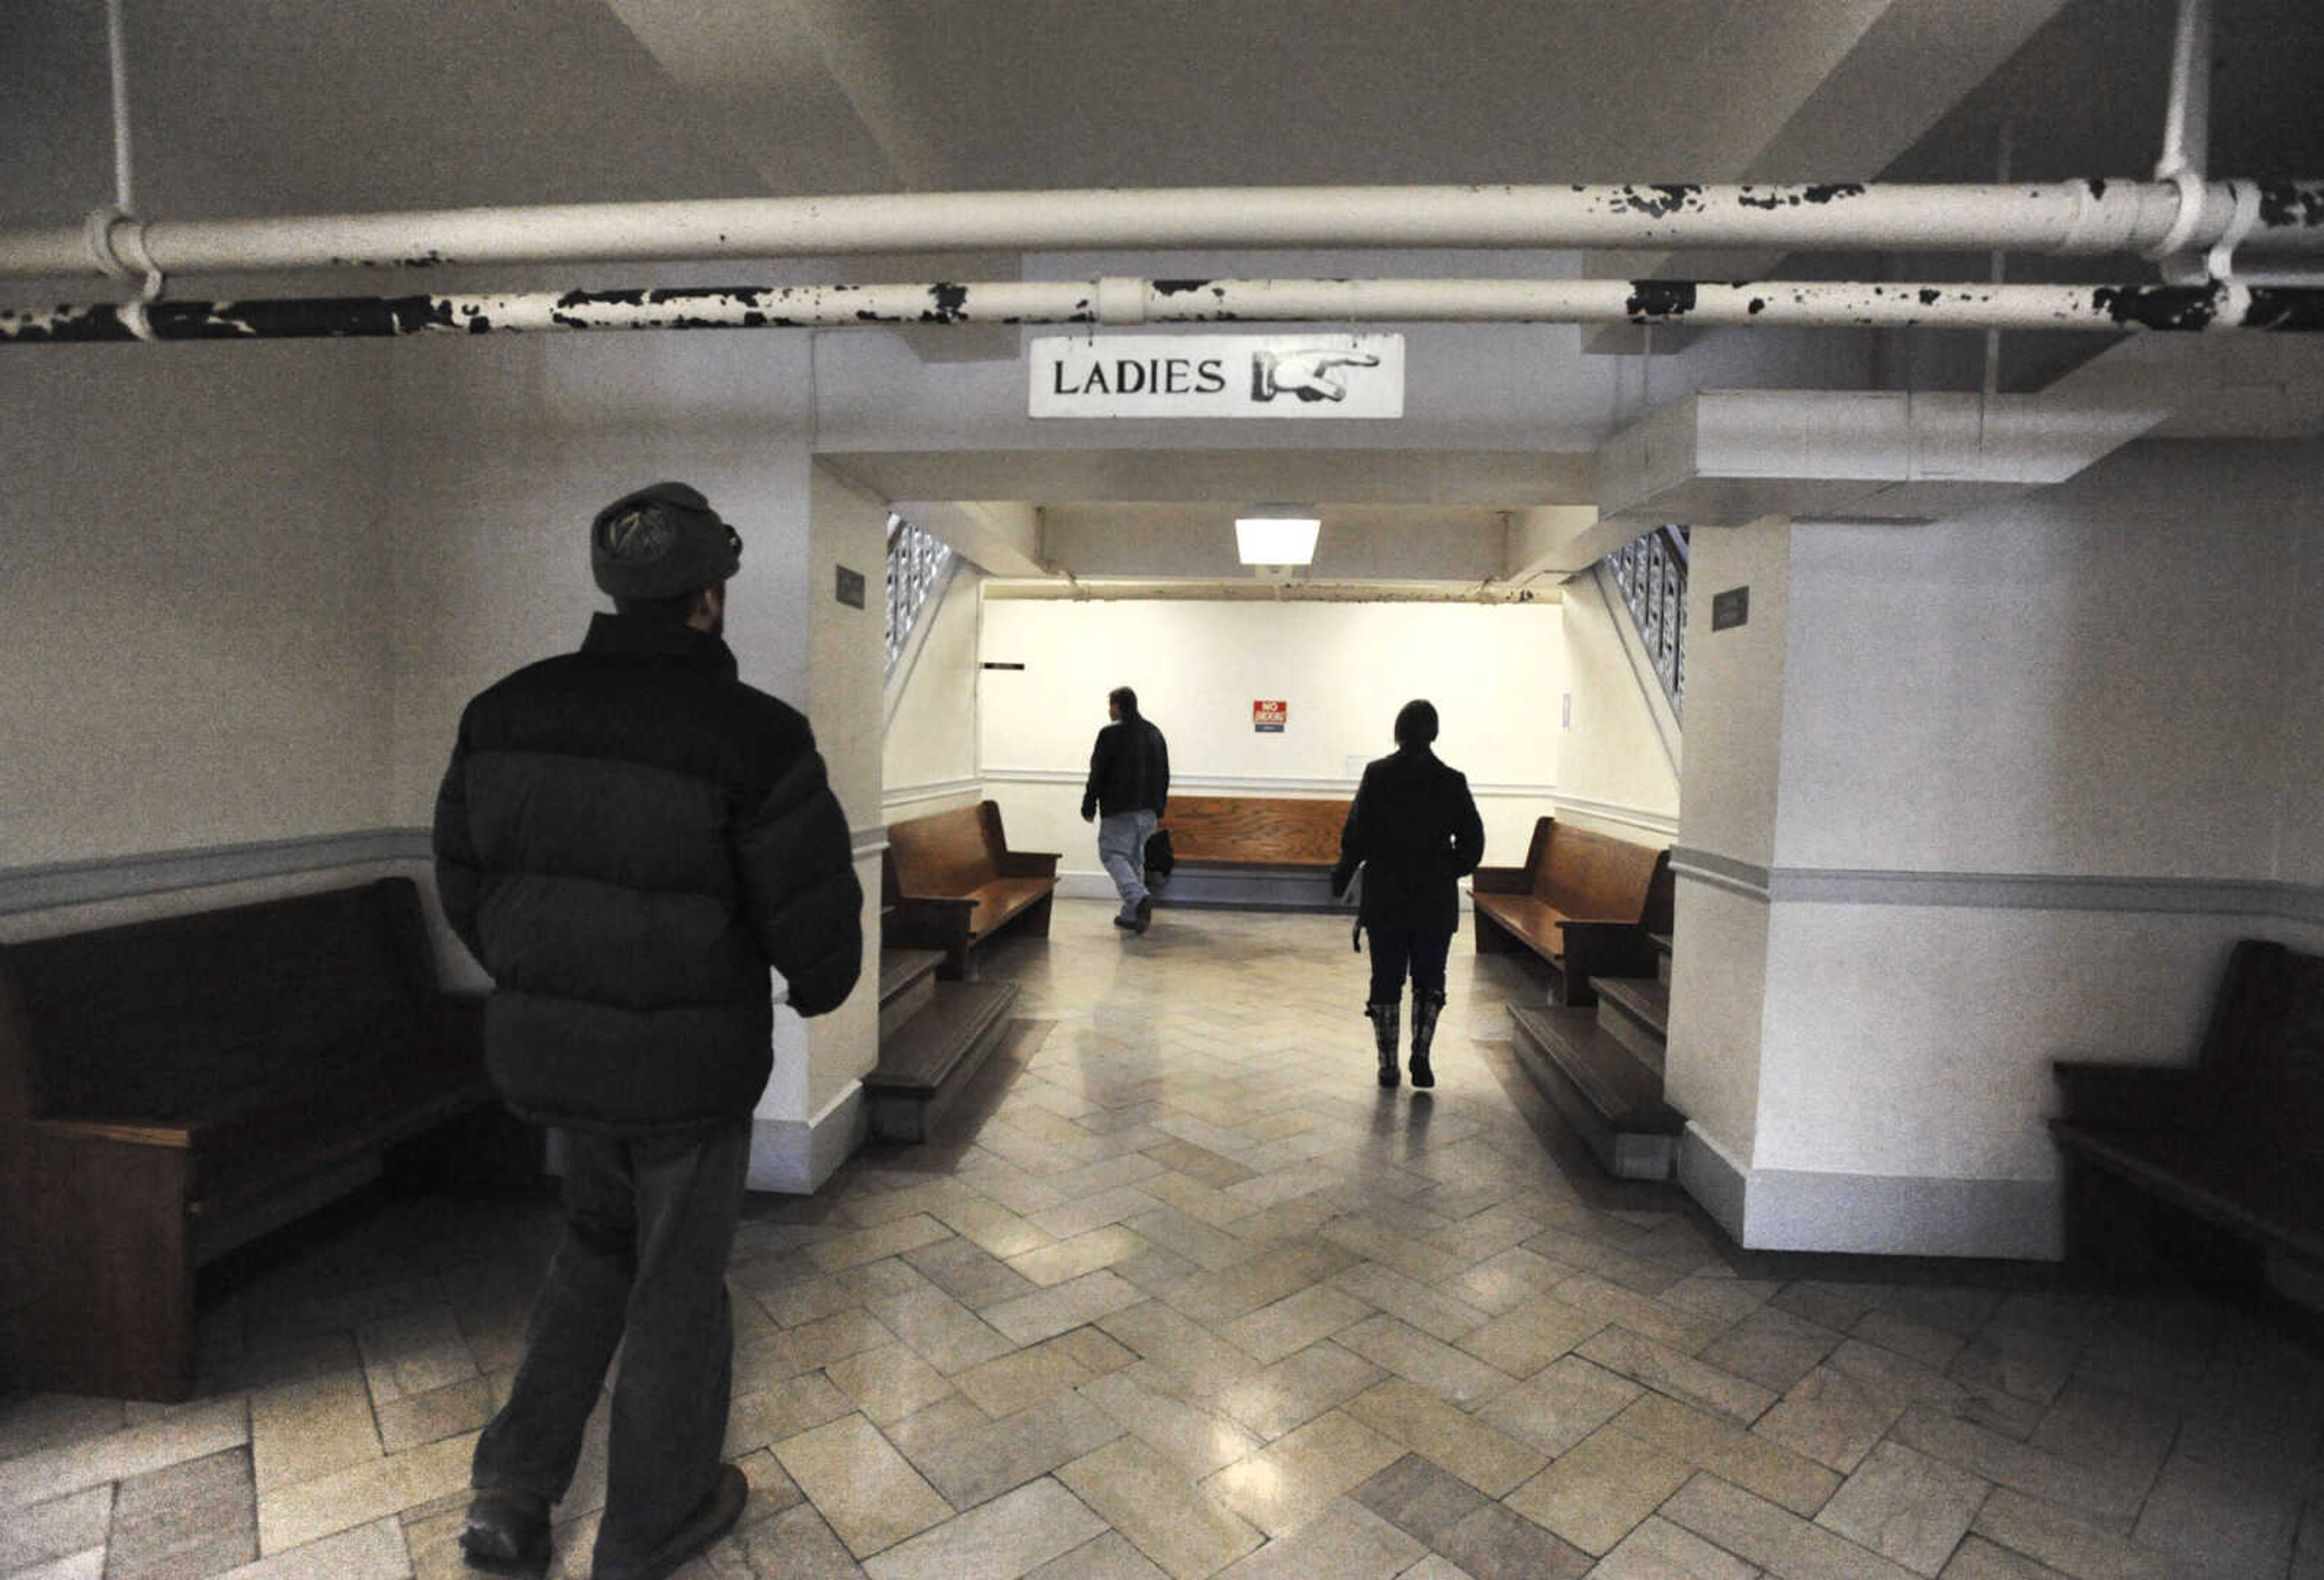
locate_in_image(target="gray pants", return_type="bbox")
[472,1118,749,1573]
[1098,808,1158,919]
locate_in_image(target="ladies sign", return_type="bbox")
[1031,334,1404,418]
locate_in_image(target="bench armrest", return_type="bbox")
[996,851,1061,879]
[1471,865,1532,895]
[2051,1061,2214,1130]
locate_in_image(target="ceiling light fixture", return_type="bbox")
[1235,508,1320,566]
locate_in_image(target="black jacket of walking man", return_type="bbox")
[1331,700,1484,1089]
[1081,686,1170,933]
[433,482,862,1580]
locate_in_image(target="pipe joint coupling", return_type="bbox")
[1095,275,1148,325]
[2142,168,2211,267]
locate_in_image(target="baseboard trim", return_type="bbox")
[1681,1127,2060,1259]
[1057,868,1472,914]
[982,767,1558,801]
[747,1082,864,1196]
[1751,1166,2060,1260]
[1678,1124,1750,1245]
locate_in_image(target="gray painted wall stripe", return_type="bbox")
[1669,847,1773,899]
[1670,845,2324,922]
[10,828,2319,926]
[0,828,433,915]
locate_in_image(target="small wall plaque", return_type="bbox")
[835,565,866,609]
[1712,586,1750,631]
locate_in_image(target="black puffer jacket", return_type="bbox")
[433,613,863,1136]
[1081,713,1170,819]
[1332,745,1486,936]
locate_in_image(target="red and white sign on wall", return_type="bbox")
[1253,700,1287,733]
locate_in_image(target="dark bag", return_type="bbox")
[1144,827,1175,877]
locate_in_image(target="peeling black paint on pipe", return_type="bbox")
[2245,287,2324,332]
[1735,184,1866,211]
[9,281,2324,343]
[2257,182,2324,231]
[1152,279,1213,295]
[2092,283,2221,331]
[1613,185,1703,218]
[1624,281,1697,321]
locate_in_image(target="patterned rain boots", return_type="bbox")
[1365,1000,1401,1087]
[1408,988,1445,1088]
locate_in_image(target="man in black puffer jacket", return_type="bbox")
[433,482,861,1580]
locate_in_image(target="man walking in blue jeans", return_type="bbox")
[1081,685,1170,934]
[434,482,862,1580]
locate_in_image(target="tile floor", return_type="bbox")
[5,898,2323,1579]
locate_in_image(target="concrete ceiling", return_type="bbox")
[5,0,2317,582]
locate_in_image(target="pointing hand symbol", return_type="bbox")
[1251,347,1382,403]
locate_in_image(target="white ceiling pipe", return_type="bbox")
[6,275,2316,343]
[6,179,2323,282]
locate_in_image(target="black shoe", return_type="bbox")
[1134,894,1154,934]
[1409,1054,1434,1089]
[595,1464,747,1580]
[1114,915,1136,929]
[459,1489,550,1577]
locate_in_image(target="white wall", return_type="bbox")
[977,597,1564,877]
[384,331,819,831]
[882,562,985,817]
[803,464,889,1133]
[1661,519,1793,1176]
[1774,442,2317,879]
[1668,440,2324,1259]
[0,343,393,877]
[1675,517,1794,872]
[1554,571,1682,837]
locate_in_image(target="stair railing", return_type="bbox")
[885,512,954,681]
[1606,524,1689,717]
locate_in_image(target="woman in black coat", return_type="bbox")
[1330,700,1486,1088]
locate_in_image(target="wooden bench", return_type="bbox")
[882,801,1060,979]
[0,877,504,1400]
[1471,816,1672,1005]
[1151,795,1352,910]
[2050,939,2324,1288]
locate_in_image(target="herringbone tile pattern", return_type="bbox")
[5,899,2322,1578]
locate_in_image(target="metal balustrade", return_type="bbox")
[885,513,954,680]
[1607,525,1689,716]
